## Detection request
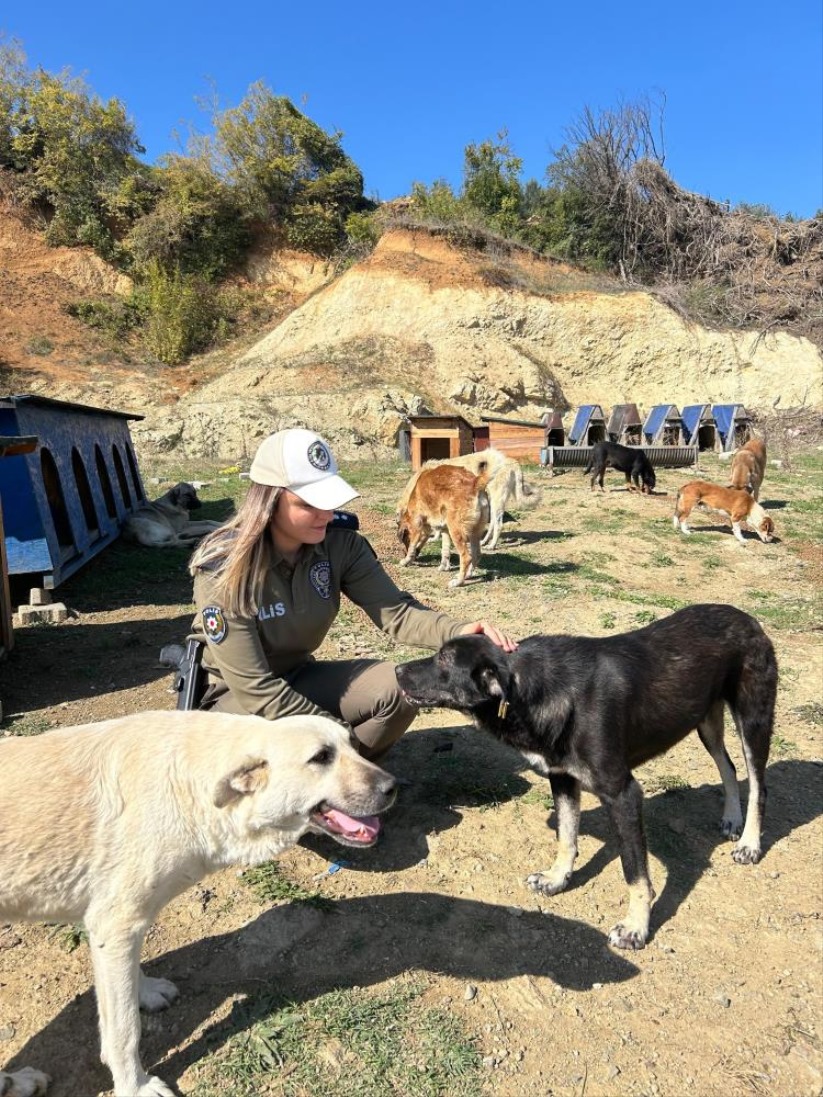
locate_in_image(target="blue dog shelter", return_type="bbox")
[568,404,607,446]
[643,405,686,446]
[681,404,718,451]
[0,395,146,588]
[712,404,752,451]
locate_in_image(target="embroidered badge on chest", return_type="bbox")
[309,560,332,600]
[202,605,228,643]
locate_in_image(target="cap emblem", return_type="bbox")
[307,441,331,471]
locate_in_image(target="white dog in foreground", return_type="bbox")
[0,711,396,1097]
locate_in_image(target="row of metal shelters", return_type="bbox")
[401,403,752,470]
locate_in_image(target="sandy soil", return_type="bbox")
[1,453,821,1096]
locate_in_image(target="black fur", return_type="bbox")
[396,604,776,949]
[584,440,657,493]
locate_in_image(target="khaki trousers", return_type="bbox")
[208,659,417,761]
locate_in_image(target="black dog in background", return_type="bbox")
[396,604,776,950]
[585,440,657,493]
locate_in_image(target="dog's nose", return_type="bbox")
[377,773,397,797]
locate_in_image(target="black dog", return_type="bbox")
[584,440,657,493]
[396,604,776,950]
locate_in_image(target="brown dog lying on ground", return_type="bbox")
[728,438,768,499]
[673,480,775,544]
[121,482,222,548]
[397,463,491,586]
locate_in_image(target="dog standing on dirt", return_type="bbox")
[728,438,768,499]
[585,441,657,494]
[396,449,539,551]
[121,482,222,548]
[0,711,395,1097]
[397,462,492,586]
[396,604,776,951]
[673,480,775,544]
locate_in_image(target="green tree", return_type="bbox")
[462,130,523,235]
[7,62,144,252]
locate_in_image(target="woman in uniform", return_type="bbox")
[189,428,515,762]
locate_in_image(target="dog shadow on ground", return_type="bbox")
[7,902,640,1096]
[544,758,822,939]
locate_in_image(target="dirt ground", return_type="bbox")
[1,451,821,1096]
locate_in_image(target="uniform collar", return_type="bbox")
[268,534,328,569]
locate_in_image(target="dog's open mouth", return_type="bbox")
[310,805,382,846]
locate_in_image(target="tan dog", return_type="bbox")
[482,457,541,550]
[673,481,775,544]
[396,449,539,551]
[728,438,767,500]
[0,711,395,1097]
[397,463,492,586]
[121,482,222,548]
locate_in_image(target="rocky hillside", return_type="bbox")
[2,202,820,463]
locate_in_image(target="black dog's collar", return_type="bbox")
[497,698,509,720]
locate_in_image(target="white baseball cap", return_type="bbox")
[249,429,360,510]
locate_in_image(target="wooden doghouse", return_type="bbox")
[0,394,146,588]
[478,415,547,462]
[607,403,643,445]
[0,434,37,660]
[406,414,475,470]
[543,409,566,447]
[568,404,607,446]
[712,404,753,451]
[643,405,686,446]
[681,404,718,451]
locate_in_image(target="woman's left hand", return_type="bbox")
[458,620,518,652]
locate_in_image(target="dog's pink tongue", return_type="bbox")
[321,808,381,841]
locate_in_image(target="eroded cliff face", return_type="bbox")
[133,229,822,461]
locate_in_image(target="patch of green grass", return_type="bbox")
[25,335,55,356]
[650,550,674,567]
[644,773,689,794]
[791,702,823,727]
[599,611,617,629]
[633,609,658,625]
[195,979,482,1097]
[743,591,817,631]
[771,733,798,758]
[520,786,554,811]
[2,713,51,736]
[240,862,335,911]
[701,555,724,570]
[50,924,89,952]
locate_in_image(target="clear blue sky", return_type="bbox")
[4,1,822,217]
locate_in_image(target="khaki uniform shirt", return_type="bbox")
[191,528,467,721]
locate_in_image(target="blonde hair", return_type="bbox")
[189,482,283,616]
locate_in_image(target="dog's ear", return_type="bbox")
[213,759,269,808]
[478,664,510,699]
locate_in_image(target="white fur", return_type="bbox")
[0,711,392,1096]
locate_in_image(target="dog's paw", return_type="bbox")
[447,577,466,588]
[732,843,761,865]
[608,923,648,950]
[720,816,743,840]
[526,870,571,896]
[438,561,452,572]
[0,1069,51,1097]
[139,975,180,1012]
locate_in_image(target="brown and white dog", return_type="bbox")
[673,481,775,544]
[728,438,768,500]
[397,463,492,586]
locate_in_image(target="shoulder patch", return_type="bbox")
[202,605,228,643]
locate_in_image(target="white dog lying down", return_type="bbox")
[396,449,540,552]
[121,482,222,548]
[0,711,395,1097]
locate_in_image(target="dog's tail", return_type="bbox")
[509,463,541,508]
